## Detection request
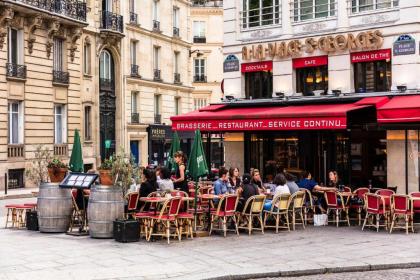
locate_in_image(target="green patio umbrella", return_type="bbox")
[166,131,181,172]
[69,129,84,172]
[187,129,209,230]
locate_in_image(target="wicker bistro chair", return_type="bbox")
[125,192,139,219]
[263,193,291,233]
[324,191,350,227]
[349,188,369,226]
[375,189,394,210]
[209,194,239,237]
[69,189,86,231]
[236,195,266,235]
[288,191,306,230]
[362,193,388,232]
[147,197,183,244]
[4,204,33,229]
[299,188,315,225]
[390,194,414,234]
[410,192,420,225]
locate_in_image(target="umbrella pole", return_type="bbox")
[194,180,198,232]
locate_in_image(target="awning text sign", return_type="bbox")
[351,49,391,63]
[241,61,273,73]
[293,56,328,69]
[172,117,347,132]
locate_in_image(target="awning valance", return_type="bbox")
[377,95,420,124]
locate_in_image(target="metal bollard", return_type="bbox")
[4,173,7,195]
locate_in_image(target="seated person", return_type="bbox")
[137,169,158,211]
[236,173,260,213]
[157,167,174,192]
[213,167,229,206]
[264,173,290,211]
[251,169,264,193]
[285,172,299,194]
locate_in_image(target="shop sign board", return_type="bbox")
[223,55,239,72]
[242,30,384,60]
[172,117,347,132]
[149,125,172,141]
[241,60,272,73]
[393,35,415,56]
[292,55,328,69]
[351,49,391,63]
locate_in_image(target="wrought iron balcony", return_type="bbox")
[154,114,162,124]
[6,63,26,80]
[129,12,138,24]
[173,27,180,37]
[131,113,139,124]
[153,69,161,81]
[193,36,206,43]
[153,20,160,32]
[14,0,87,22]
[52,70,69,85]
[101,11,123,33]
[131,64,139,77]
[193,75,207,83]
[174,73,181,84]
[193,0,223,7]
[99,78,114,91]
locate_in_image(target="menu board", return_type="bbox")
[59,173,99,189]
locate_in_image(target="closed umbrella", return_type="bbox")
[69,129,83,172]
[187,129,209,230]
[166,131,181,172]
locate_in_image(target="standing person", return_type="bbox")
[172,151,188,193]
[236,173,260,213]
[228,167,241,193]
[251,169,264,192]
[157,167,174,192]
[137,168,158,210]
[285,172,299,194]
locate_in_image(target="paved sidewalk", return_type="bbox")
[0,187,38,200]
[1,222,420,280]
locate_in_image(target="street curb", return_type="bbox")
[204,262,420,280]
[0,193,36,200]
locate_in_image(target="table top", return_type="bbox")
[140,196,194,202]
[198,194,222,199]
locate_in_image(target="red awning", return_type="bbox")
[171,103,371,132]
[377,95,420,124]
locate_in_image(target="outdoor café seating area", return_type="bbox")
[5,182,420,244]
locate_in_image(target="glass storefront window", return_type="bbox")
[354,60,391,93]
[245,71,273,99]
[296,65,328,96]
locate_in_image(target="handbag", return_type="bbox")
[314,214,328,226]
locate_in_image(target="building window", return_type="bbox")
[245,71,273,99]
[354,60,391,93]
[153,0,159,20]
[242,0,280,29]
[129,0,135,12]
[100,50,112,79]
[296,66,328,96]
[175,97,181,115]
[8,28,23,64]
[194,98,207,110]
[84,106,92,141]
[130,40,137,66]
[54,104,66,144]
[103,0,112,12]
[292,0,336,22]
[173,7,179,29]
[193,21,206,42]
[154,95,161,123]
[8,101,23,144]
[194,59,206,82]
[153,47,160,70]
[83,42,91,75]
[131,91,138,114]
[351,0,398,13]
[53,38,64,72]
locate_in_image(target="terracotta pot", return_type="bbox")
[48,168,68,183]
[98,169,113,185]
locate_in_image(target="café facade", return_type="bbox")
[172,1,420,193]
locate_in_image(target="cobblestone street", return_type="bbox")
[2,198,420,280]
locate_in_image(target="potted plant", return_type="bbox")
[47,157,68,183]
[25,145,51,186]
[98,158,114,185]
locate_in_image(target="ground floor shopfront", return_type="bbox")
[172,94,420,194]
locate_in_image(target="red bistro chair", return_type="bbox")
[362,193,388,232]
[148,197,182,244]
[343,186,352,193]
[349,188,369,226]
[390,194,414,234]
[375,189,394,210]
[5,204,33,228]
[209,194,239,237]
[125,192,139,219]
[410,192,420,219]
[324,191,350,227]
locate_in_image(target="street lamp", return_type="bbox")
[189,49,203,57]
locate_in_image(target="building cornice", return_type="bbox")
[191,8,223,16]
[126,25,192,48]
[126,76,194,92]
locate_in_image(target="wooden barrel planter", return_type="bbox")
[87,185,124,238]
[37,183,73,233]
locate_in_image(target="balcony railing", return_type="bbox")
[173,27,180,37]
[131,113,139,124]
[8,144,24,158]
[153,69,161,81]
[6,63,27,80]
[52,70,69,85]
[131,64,139,77]
[193,75,207,83]
[129,12,138,24]
[101,11,123,33]
[193,0,223,7]
[99,78,114,91]
[153,20,160,32]
[174,73,181,84]
[54,144,68,156]
[15,0,87,21]
[193,36,206,43]
[154,114,162,124]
